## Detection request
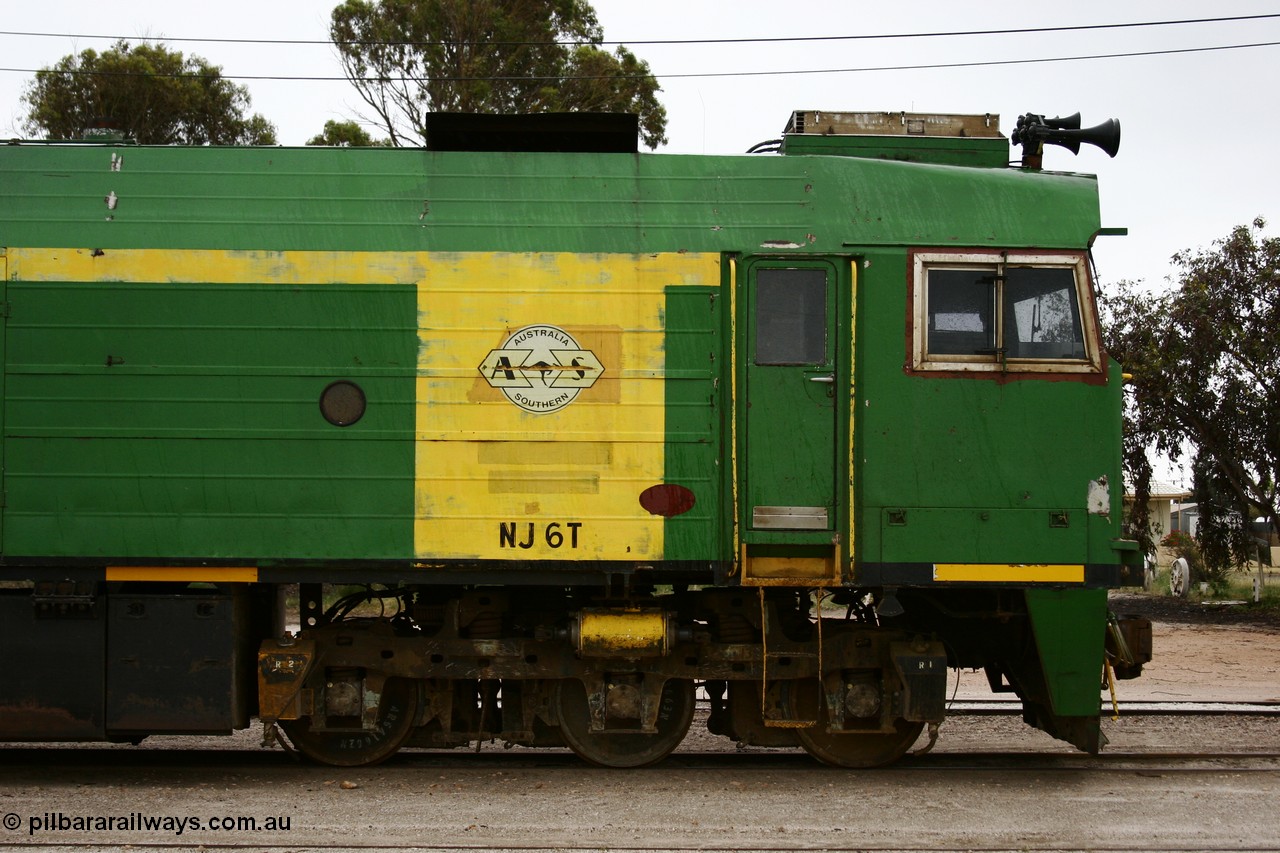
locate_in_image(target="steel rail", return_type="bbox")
[945,698,1280,716]
[2,843,1275,852]
[689,697,1280,715]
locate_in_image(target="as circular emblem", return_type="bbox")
[478,324,604,414]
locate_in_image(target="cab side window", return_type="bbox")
[913,252,1099,374]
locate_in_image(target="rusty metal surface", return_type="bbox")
[0,589,106,739]
[106,593,248,734]
[0,702,104,740]
[257,636,316,721]
[574,610,671,658]
[786,109,1002,137]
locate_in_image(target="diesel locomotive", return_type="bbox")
[0,109,1150,767]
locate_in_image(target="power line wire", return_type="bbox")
[0,39,1276,82]
[0,13,1276,48]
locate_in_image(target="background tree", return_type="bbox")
[307,119,389,146]
[22,40,276,145]
[329,0,667,149]
[1104,218,1280,574]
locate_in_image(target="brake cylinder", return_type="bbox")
[570,609,676,658]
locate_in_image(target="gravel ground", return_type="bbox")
[1,590,1278,852]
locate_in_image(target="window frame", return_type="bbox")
[909,250,1103,376]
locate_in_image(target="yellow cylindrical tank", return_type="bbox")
[573,609,673,658]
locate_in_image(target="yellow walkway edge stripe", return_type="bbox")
[933,563,1084,583]
[105,567,259,583]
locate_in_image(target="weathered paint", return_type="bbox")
[932,563,1085,583]
[105,566,259,583]
[1025,588,1108,716]
[0,134,1137,756]
[413,251,719,561]
[4,247,417,561]
[0,145,1102,256]
[8,247,428,286]
[847,261,859,575]
[257,636,316,722]
[6,247,721,564]
[1087,476,1110,517]
[0,143,1121,580]
[575,610,670,657]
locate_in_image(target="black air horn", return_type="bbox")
[1012,112,1121,167]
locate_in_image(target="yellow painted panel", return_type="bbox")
[932,563,1084,583]
[847,260,858,580]
[10,248,427,285]
[105,566,259,583]
[477,441,613,466]
[577,610,668,657]
[414,252,720,561]
[743,555,836,582]
[487,470,600,494]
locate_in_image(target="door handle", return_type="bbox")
[808,375,834,384]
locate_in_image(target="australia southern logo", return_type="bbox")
[479,325,604,413]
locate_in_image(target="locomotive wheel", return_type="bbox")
[553,677,694,768]
[784,679,924,768]
[280,677,419,767]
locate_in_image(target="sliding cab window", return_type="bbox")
[912,252,1101,374]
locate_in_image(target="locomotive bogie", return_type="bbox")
[250,584,947,767]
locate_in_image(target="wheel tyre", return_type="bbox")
[554,677,694,768]
[280,677,419,767]
[1169,557,1190,597]
[783,678,924,768]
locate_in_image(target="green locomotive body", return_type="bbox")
[0,111,1147,766]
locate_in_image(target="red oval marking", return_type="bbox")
[639,484,696,518]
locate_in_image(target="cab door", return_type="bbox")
[741,259,839,538]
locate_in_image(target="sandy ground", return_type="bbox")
[935,590,1280,708]
[1101,592,1280,704]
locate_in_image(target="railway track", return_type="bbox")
[943,699,1280,716]
[10,837,1271,851]
[5,840,1274,845]
[0,702,1276,762]
[2,742,1278,771]
[694,696,1280,717]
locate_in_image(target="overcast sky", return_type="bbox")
[1,0,1276,295]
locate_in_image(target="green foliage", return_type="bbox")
[1104,218,1280,578]
[1161,527,1236,591]
[552,44,666,150]
[329,0,667,149]
[1160,529,1207,580]
[1160,529,1198,554]
[1191,453,1251,585]
[307,119,389,147]
[21,40,276,145]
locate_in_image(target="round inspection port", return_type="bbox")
[320,380,366,426]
